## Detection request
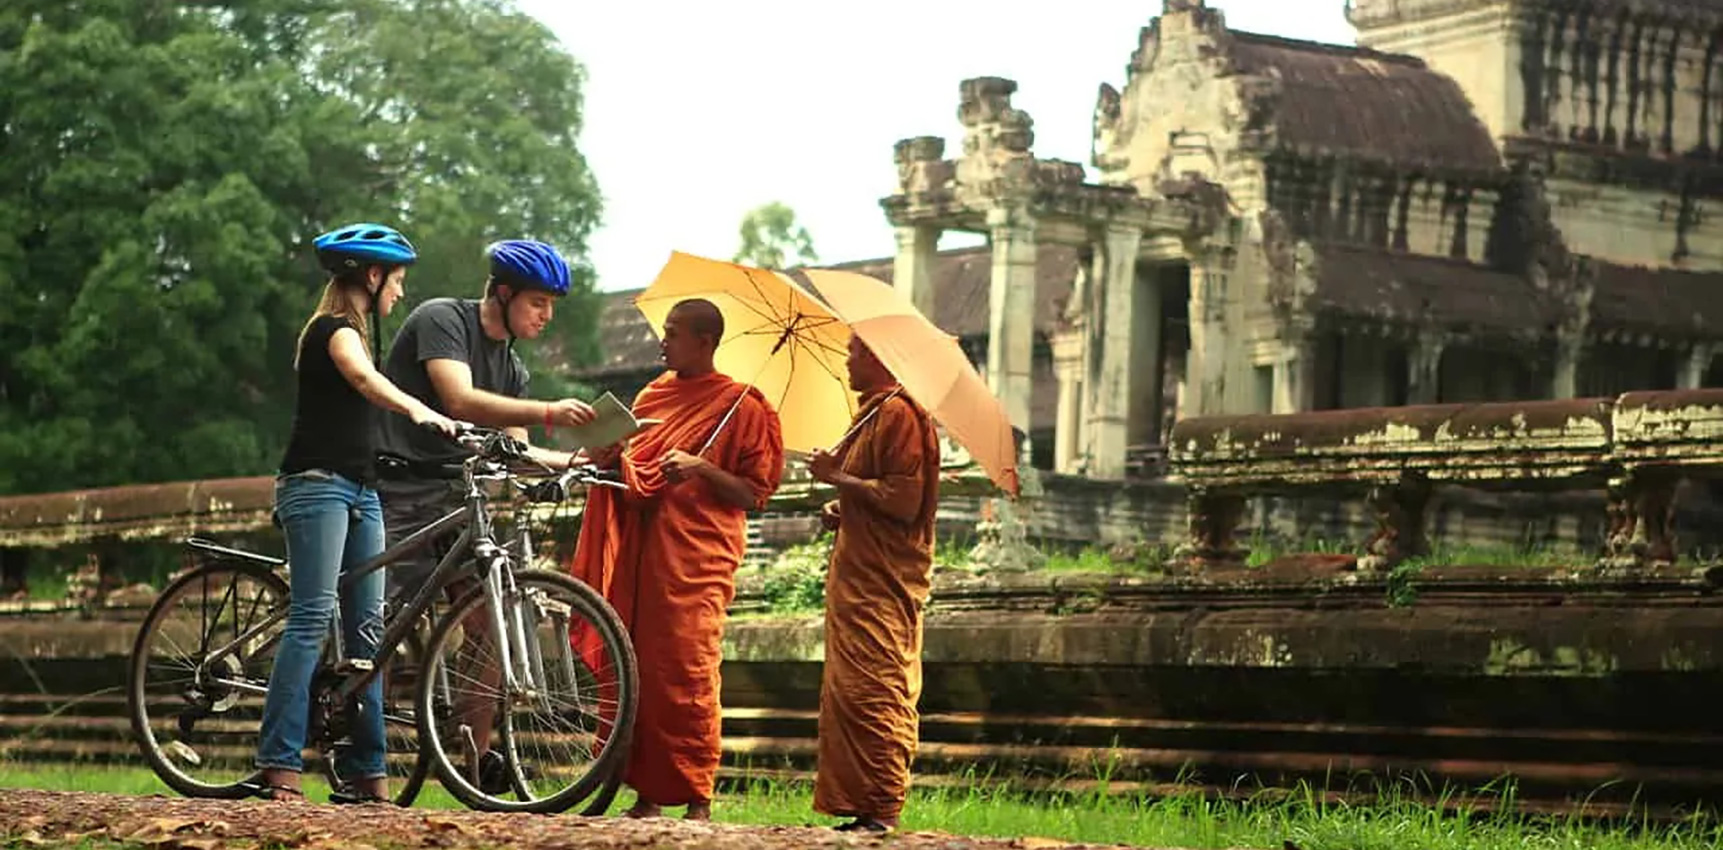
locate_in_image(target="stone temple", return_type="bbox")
[578,0,1723,481]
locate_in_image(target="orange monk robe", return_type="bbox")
[813,386,940,822]
[568,370,785,806]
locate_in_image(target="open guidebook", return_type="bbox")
[565,391,660,449]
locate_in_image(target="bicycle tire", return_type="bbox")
[130,558,437,807]
[317,624,437,808]
[384,626,436,807]
[416,568,638,813]
[577,738,629,816]
[128,560,288,799]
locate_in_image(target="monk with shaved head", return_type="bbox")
[569,297,785,821]
[806,335,940,833]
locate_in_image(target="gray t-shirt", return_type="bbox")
[376,297,529,468]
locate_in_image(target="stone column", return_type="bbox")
[892,224,941,320]
[1089,226,1145,479]
[1184,257,1229,415]
[1407,331,1446,404]
[1679,344,1713,389]
[986,207,1038,443]
[1269,334,1315,414]
[1050,328,1086,474]
[1551,332,1582,399]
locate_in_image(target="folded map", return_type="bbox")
[565,391,657,449]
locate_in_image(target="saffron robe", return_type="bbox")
[569,370,785,805]
[812,386,940,821]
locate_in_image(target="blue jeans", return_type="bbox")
[255,469,387,781]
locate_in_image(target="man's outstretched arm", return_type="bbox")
[427,359,594,428]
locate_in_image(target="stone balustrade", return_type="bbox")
[1168,389,1723,571]
[0,458,1001,554]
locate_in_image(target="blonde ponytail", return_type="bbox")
[293,275,373,370]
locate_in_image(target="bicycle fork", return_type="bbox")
[476,541,537,702]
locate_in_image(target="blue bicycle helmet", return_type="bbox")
[314,223,418,272]
[485,239,571,296]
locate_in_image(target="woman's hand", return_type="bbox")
[411,406,462,438]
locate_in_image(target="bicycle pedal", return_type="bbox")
[333,658,375,675]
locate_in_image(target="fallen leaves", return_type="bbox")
[0,788,1164,850]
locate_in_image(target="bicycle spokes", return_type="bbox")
[129,562,286,796]
[418,571,631,812]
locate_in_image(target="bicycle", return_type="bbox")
[126,425,640,814]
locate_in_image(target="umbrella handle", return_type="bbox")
[694,386,751,458]
[692,332,789,458]
[824,387,902,455]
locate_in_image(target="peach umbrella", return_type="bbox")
[635,251,856,454]
[797,267,1020,498]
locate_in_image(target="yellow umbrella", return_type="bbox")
[634,251,856,454]
[797,267,1020,498]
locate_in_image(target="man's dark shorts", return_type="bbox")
[377,477,466,605]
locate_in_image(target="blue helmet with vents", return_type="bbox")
[313,222,418,273]
[485,239,571,296]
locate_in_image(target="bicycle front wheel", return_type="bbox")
[416,569,637,813]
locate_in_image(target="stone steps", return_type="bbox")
[10,694,1723,813]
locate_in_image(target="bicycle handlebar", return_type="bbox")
[444,422,626,502]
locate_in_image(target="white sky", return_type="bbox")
[514,1,1355,293]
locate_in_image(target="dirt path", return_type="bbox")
[0,789,1162,850]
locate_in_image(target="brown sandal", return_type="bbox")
[249,782,307,802]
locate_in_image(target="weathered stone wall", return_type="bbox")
[11,568,1723,810]
[941,473,1717,557]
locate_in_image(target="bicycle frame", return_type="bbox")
[191,432,576,714]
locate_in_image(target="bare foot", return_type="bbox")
[623,801,662,819]
[683,802,712,821]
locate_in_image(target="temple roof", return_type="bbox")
[1589,260,1723,338]
[576,246,1083,380]
[1229,32,1502,173]
[1307,243,1561,332]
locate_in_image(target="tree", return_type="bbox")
[733,202,819,270]
[303,0,605,380]
[0,0,604,495]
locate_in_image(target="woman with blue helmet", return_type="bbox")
[254,222,460,804]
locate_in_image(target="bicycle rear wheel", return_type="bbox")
[416,569,637,813]
[129,556,434,807]
[128,560,287,798]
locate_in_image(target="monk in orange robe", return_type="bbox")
[568,298,785,821]
[805,335,941,833]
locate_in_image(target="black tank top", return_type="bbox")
[279,315,376,485]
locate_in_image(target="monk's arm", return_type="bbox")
[695,462,763,510]
[694,394,784,511]
[826,402,927,524]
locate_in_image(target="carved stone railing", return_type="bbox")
[1169,391,1723,572]
[0,460,1003,550]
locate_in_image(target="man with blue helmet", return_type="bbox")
[371,238,597,792]
[375,237,596,571]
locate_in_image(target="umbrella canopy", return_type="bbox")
[798,267,1020,498]
[634,252,855,454]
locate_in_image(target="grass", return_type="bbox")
[1,763,1719,850]
[734,532,1601,617]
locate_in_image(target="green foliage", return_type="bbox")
[732,202,818,270]
[757,534,829,614]
[0,0,603,495]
